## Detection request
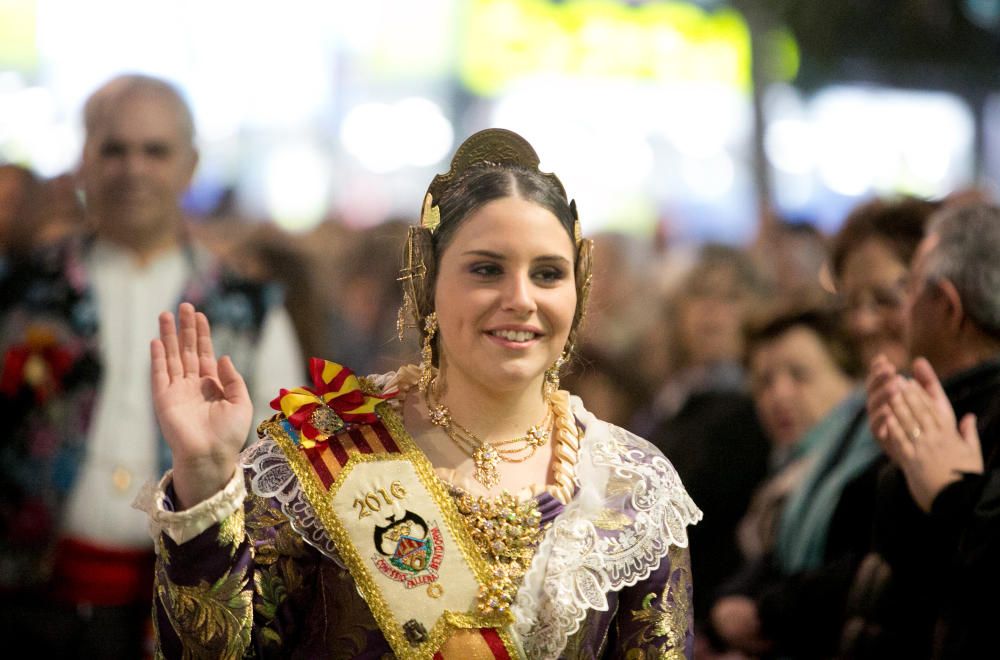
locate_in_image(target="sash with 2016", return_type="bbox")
[263,360,522,660]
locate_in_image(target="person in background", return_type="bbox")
[0,163,41,270]
[646,244,772,629]
[0,73,302,658]
[709,196,937,658]
[859,203,1000,658]
[735,302,860,562]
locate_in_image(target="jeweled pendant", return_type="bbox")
[310,405,345,436]
[429,404,450,427]
[525,425,549,447]
[473,443,501,488]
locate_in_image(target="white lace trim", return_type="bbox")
[132,468,246,547]
[509,397,702,660]
[241,438,345,567]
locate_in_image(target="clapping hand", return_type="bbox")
[868,356,983,512]
[151,302,253,509]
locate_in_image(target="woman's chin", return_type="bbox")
[475,362,547,394]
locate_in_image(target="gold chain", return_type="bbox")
[426,385,552,488]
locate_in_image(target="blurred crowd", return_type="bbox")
[2,73,1000,660]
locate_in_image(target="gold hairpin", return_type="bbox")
[420,192,440,233]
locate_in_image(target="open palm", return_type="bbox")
[151,302,253,507]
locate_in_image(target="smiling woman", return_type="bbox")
[138,129,702,659]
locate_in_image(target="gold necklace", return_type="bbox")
[426,387,552,488]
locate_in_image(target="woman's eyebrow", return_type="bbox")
[461,249,506,259]
[461,250,572,265]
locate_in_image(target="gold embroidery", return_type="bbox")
[156,565,253,660]
[606,475,634,497]
[593,507,631,531]
[451,488,542,616]
[217,506,245,557]
[358,375,382,396]
[158,536,172,567]
[627,545,690,659]
[253,556,303,648]
[245,492,308,566]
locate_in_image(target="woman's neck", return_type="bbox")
[433,369,548,442]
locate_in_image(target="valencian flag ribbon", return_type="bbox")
[260,359,522,660]
[270,358,388,448]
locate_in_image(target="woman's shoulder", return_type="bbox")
[571,395,679,473]
[569,396,702,525]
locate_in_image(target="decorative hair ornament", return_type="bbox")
[398,128,591,346]
[420,192,440,233]
[396,223,430,341]
[418,312,438,393]
[543,351,569,400]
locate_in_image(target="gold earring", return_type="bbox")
[543,350,569,399]
[419,312,438,393]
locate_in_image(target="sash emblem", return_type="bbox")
[373,511,446,592]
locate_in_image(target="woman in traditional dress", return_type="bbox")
[138,129,701,659]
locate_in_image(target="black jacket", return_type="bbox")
[845,357,1000,659]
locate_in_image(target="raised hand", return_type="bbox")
[151,302,253,509]
[880,358,983,512]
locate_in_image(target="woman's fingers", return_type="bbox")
[178,303,199,376]
[195,311,218,380]
[150,339,169,394]
[159,311,183,381]
[218,355,250,405]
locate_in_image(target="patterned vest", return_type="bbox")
[0,234,282,590]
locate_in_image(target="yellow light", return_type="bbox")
[460,0,797,96]
[0,0,38,71]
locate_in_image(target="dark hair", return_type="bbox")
[424,165,577,297]
[401,130,593,370]
[830,196,939,281]
[744,301,861,379]
[679,243,767,300]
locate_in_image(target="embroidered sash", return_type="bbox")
[260,405,520,660]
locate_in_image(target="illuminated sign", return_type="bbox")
[0,0,38,71]
[459,0,794,95]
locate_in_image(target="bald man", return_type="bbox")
[0,74,303,657]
